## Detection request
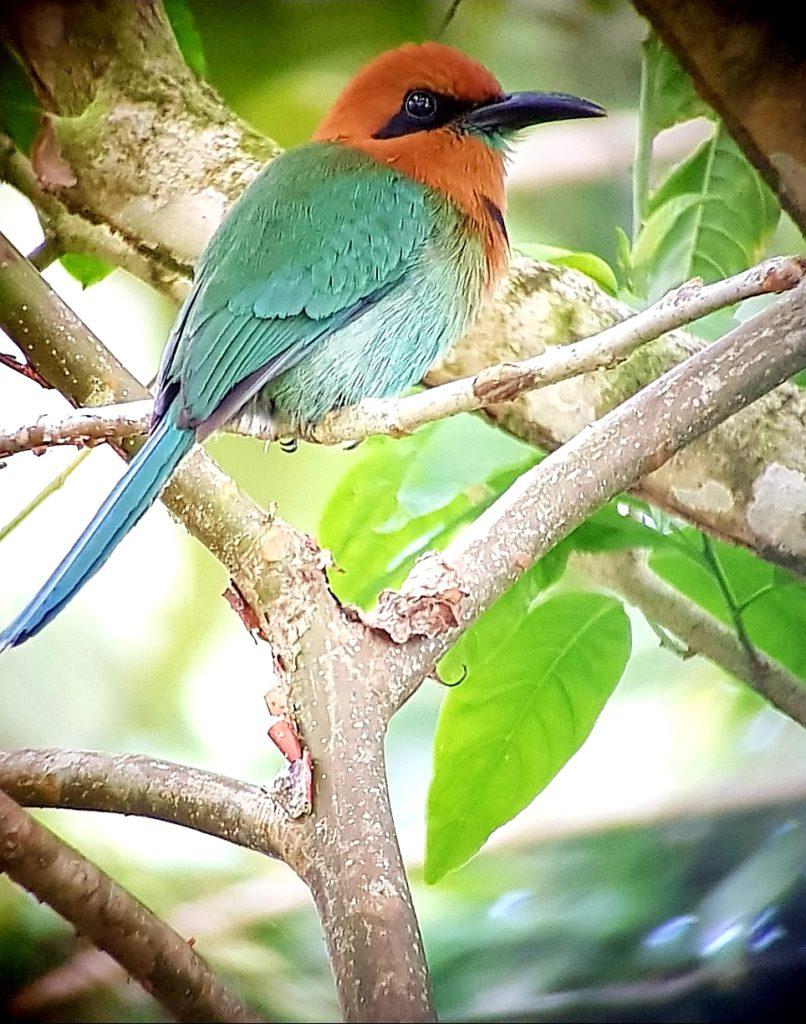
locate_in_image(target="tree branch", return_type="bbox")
[631,0,806,232]
[575,549,806,724]
[3,257,801,458]
[376,283,806,710]
[0,748,293,859]
[0,787,261,1024]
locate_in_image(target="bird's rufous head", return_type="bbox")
[314,42,603,286]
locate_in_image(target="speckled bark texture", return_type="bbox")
[432,259,806,572]
[0,787,259,1023]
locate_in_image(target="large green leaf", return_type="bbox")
[319,416,537,608]
[632,124,780,301]
[425,592,631,882]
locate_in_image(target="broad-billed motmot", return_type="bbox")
[1,42,603,649]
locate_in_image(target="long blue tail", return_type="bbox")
[0,414,193,651]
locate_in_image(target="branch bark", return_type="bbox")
[3,256,801,458]
[0,749,292,859]
[0,228,435,1022]
[0,787,261,1024]
[574,549,806,724]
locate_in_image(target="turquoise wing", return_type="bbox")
[158,142,434,432]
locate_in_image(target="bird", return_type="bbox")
[0,41,603,650]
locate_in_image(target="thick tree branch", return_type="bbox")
[0,749,293,860]
[575,549,806,724]
[2,0,276,294]
[376,284,806,710]
[631,0,806,232]
[0,788,261,1024]
[0,133,191,301]
[2,1,804,568]
[3,257,801,458]
[0,222,434,1024]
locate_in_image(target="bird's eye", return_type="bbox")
[404,90,438,121]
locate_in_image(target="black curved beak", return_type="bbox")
[463,91,606,132]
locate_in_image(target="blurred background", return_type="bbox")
[1,1,805,1020]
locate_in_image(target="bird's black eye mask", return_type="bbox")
[373,87,501,139]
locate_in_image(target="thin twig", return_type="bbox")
[27,236,62,271]
[700,533,766,683]
[437,0,465,37]
[0,448,92,543]
[1,256,802,459]
[632,33,656,240]
[0,788,262,1024]
[0,351,53,389]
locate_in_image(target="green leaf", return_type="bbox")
[164,0,207,77]
[0,49,40,152]
[319,416,537,608]
[649,532,774,626]
[632,125,780,302]
[516,242,618,295]
[426,592,631,882]
[640,34,709,137]
[59,253,113,289]
[742,584,806,680]
[649,534,806,681]
[570,499,672,553]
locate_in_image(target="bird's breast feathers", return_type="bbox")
[158,142,494,433]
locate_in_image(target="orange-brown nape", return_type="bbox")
[314,41,510,287]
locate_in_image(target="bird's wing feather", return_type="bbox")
[157,143,433,429]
